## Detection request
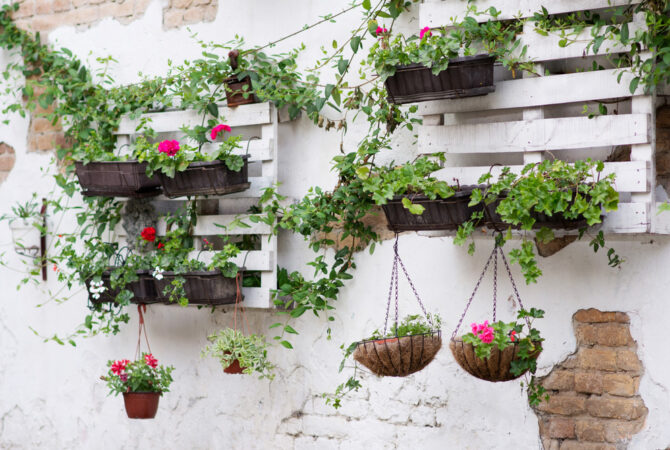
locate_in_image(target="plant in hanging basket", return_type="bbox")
[1,195,42,258]
[353,313,442,377]
[101,353,174,419]
[202,328,275,379]
[450,308,548,405]
[135,132,249,198]
[224,50,257,107]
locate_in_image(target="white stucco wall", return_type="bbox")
[0,1,669,449]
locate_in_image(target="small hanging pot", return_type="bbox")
[223,356,246,375]
[123,392,161,419]
[354,332,442,377]
[224,50,257,107]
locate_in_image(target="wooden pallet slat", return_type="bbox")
[419,114,650,154]
[418,69,640,116]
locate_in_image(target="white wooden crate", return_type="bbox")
[113,102,281,307]
[418,1,660,234]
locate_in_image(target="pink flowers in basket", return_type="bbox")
[158,139,180,156]
[471,320,494,344]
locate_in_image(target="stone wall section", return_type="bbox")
[12,0,217,33]
[532,309,648,450]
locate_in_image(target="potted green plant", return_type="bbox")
[450,308,547,404]
[73,140,162,198]
[225,50,257,107]
[136,127,249,198]
[369,26,496,104]
[3,196,42,257]
[202,328,275,379]
[353,313,442,377]
[101,353,174,419]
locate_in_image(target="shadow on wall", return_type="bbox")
[531,308,648,450]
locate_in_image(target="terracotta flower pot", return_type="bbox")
[449,337,543,382]
[353,332,442,377]
[122,392,160,419]
[223,358,246,374]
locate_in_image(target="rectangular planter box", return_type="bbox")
[158,157,250,198]
[382,188,482,232]
[155,270,242,306]
[129,270,161,304]
[85,269,120,306]
[75,161,161,198]
[385,54,495,105]
[483,195,590,230]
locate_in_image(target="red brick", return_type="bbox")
[13,0,36,18]
[575,419,605,442]
[182,5,205,23]
[52,0,70,12]
[535,393,586,416]
[578,348,618,371]
[603,374,636,397]
[616,349,642,372]
[574,309,629,324]
[0,143,15,155]
[574,372,603,394]
[31,117,61,133]
[0,154,16,171]
[541,417,575,439]
[34,0,52,14]
[603,419,646,442]
[585,397,647,420]
[575,323,633,347]
[163,9,182,28]
[542,370,575,391]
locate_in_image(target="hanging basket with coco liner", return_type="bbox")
[449,239,544,382]
[353,235,442,377]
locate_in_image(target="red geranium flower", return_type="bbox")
[158,139,180,156]
[210,124,232,140]
[141,227,156,242]
[144,353,158,369]
[510,330,517,342]
[111,359,130,375]
[157,242,164,250]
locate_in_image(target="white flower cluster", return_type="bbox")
[89,280,106,300]
[152,266,165,280]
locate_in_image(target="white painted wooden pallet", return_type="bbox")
[114,102,281,308]
[418,1,662,235]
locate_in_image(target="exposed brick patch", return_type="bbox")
[532,309,647,449]
[0,143,16,183]
[657,106,670,192]
[12,0,218,33]
[314,206,396,251]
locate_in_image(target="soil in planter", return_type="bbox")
[75,161,161,198]
[353,332,442,377]
[155,270,241,306]
[123,392,160,419]
[158,157,250,198]
[449,337,542,382]
[385,55,495,105]
[382,187,482,232]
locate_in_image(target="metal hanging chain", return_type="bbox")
[450,245,498,340]
[499,247,532,330]
[396,255,432,329]
[383,237,399,335]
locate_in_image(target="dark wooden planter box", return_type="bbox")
[225,76,257,107]
[75,161,161,198]
[85,269,120,305]
[129,270,161,304]
[158,156,250,198]
[483,194,590,230]
[382,188,482,232]
[155,270,242,306]
[385,54,495,105]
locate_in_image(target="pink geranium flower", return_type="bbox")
[111,359,130,375]
[158,139,180,157]
[375,26,388,36]
[144,353,158,369]
[471,320,495,343]
[210,124,232,140]
[419,27,432,39]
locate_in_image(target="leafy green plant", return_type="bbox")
[368,313,441,340]
[202,328,275,380]
[461,308,548,406]
[101,353,174,396]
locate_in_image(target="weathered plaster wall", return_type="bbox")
[0,1,669,449]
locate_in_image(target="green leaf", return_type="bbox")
[629,77,639,94]
[206,102,218,118]
[362,0,371,10]
[280,340,294,349]
[338,59,348,75]
[284,325,299,334]
[620,22,629,43]
[350,36,361,53]
[324,84,335,100]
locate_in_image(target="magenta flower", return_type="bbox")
[375,26,388,36]
[419,27,432,40]
[158,140,180,157]
[144,353,158,369]
[110,359,129,375]
[471,320,494,343]
[119,373,128,382]
[210,124,232,140]
[479,329,494,344]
